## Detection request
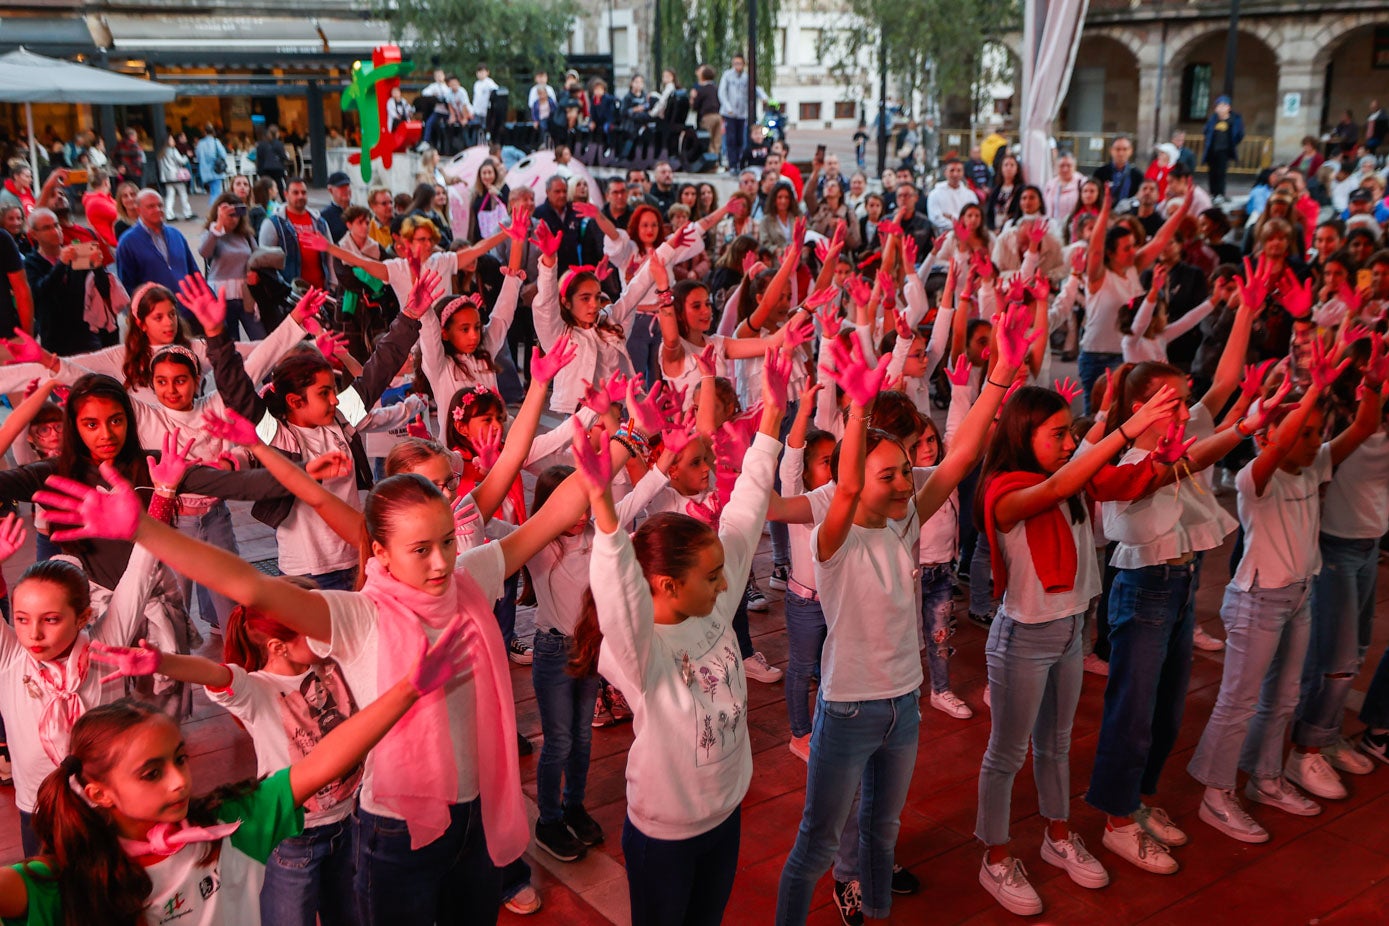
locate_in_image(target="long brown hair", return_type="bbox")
[973,385,1086,529]
[1104,361,1183,447]
[568,513,718,677]
[223,577,319,672]
[122,285,190,389]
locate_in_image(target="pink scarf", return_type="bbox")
[362,558,527,860]
[31,636,92,766]
[119,820,241,858]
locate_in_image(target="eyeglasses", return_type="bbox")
[432,473,463,493]
[32,423,61,436]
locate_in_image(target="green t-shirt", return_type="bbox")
[4,769,304,926]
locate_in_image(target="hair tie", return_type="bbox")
[151,344,201,377]
[61,754,82,777]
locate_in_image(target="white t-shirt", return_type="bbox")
[206,663,362,828]
[1321,431,1389,540]
[307,543,507,817]
[995,506,1100,624]
[385,252,459,311]
[268,421,360,576]
[1082,267,1142,355]
[1103,445,1237,569]
[1231,444,1333,591]
[776,449,833,594]
[812,515,925,701]
[140,769,302,926]
[915,465,959,566]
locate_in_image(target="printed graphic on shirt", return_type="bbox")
[157,889,192,924]
[276,663,362,814]
[678,620,747,767]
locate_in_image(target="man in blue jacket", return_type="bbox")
[114,189,204,326]
[1203,95,1244,203]
[195,124,229,199]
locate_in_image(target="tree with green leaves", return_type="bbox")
[816,0,1020,122]
[654,0,780,91]
[378,0,582,96]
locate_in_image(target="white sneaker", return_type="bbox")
[788,734,810,762]
[504,884,542,915]
[1040,832,1110,889]
[1082,653,1109,676]
[1245,775,1322,816]
[1102,822,1178,875]
[1324,737,1375,775]
[1192,625,1225,652]
[1198,787,1270,843]
[1134,804,1187,847]
[930,689,974,719]
[1284,750,1347,800]
[743,651,783,683]
[768,563,789,591]
[978,855,1043,916]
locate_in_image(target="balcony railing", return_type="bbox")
[938,129,1274,175]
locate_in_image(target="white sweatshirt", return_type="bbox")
[590,431,780,840]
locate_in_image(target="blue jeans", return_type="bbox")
[968,527,995,617]
[623,807,740,926]
[776,689,920,922]
[204,177,223,199]
[17,810,36,858]
[493,573,519,645]
[783,590,826,737]
[175,500,239,629]
[354,801,501,925]
[424,112,448,149]
[303,567,357,592]
[261,816,358,926]
[226,298,267,342]
[1294,534,1379,748]
[1086,564,1195,817]
[532,629,600,824]
[920,563,957,693]
[1361,645,1389,729]
[976,614,1083,846]
[724,117,747,168]
[1077,351,1123,414]
[769,401,797,568]
[625,313,661,388]
[34,533,59,562]
[1188,579,1312,789]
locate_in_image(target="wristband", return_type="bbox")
[1117,423,1133,442]
[987,378,1010,389]
[147,491,177,525]
[1235,417,1255,438]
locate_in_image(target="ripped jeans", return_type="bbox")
[920,563,957,694]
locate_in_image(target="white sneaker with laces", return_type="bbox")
[1324,737,1375,775]
[768,564,789,591]
[929,689,974,719]
[978,855,1043,916]
[745,582,769,613]
[1134,804,1187,846]
[1192,625,1225,651]
[1102,822,1178,874]
[1284,750,1347,800]
[1198,787,1270,843]
[507,637,534,666]
[1245,775,1322,816]
[1040,832,1110,889]
[743,651,783,683]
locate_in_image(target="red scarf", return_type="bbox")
[982,471,1078,597]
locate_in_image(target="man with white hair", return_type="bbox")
[114,188,203,321]
[926,157,979,235]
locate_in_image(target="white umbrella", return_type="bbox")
[0,48,175,180]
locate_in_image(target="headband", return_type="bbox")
[130,281,165,317]
[439,293,483,328]
[451,384,501,422]
[558,256,612,300]
[151,344,201,377]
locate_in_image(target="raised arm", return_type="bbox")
[1086,187,1111,289]
[1135,184,1193,270]
[296,229,389,282]
[816,339,889,561]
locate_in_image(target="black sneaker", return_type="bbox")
[891,863,920,895]
[517,731,534,757]
[535,820,586,862]
[563,804,605,846]
[832,879,864,926]
[968,611,994,629]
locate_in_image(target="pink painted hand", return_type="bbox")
[1069,246,1087,274]
[1238,359,1276,400]
[408,613,481,696]
[89,640,162,684]
[992,301,1039,371]
[1236,257,1269,312]
[696,342,719,377]
[594,255,614,282]
[876,270,897,307]
[825,338,889,407]
[315,330,349,362]
[1126,384,1181,435]
[1054,376,1083,405]
[176,274,227,334]
[876,220,902,238]
[4,329,42,364]
[580,379,614,415]
[626,381,668,437]
[148,428,196,490]
[0,513,25,563]
[571,418,613,490]
[894,312,914,342]
[1281,276,1316,320]
[405,267,444,319]
[36,462,141,542]
[530,221,561,258]
[660,420,700,459]
[782,313,814,351]
[725,196,748,219]
[1027,273,1051,304]
[473,424,503,472]
[296,229,329,251]
[1152,419,1197,465]
[844,274,873,309]
[902,234,919,269]
[531,333,578,383]
[1365,333,1389,388]
[1027,218,1050,247]
[815,306,843,340]
[201,408,261,447]
[792,216,808,252]
[1245,375,1295,432]
[605,372,631,406]
[953,219,971,244]
[944,353,972,387]
[669,222,698,253]
[572,201,601,220]
[1310,337,1351,390]
[503,204,532,243]
[290,287,329,329]
[762,348,793,411]
[453,495,481,539]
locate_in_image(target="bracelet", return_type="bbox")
[1117,423,1133,442]
[1235,417,1255,438]
[147,491,177,525]
[847,413,872,422]
[986,378,1010,389]
[612,435,640,458]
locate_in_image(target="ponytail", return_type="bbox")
[263,351,333,421]
[567,589,602,678]
[223,577,321,671]
[1104,361,1183,453]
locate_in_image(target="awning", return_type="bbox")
[0,16,98,57]
[100,14,391,67]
